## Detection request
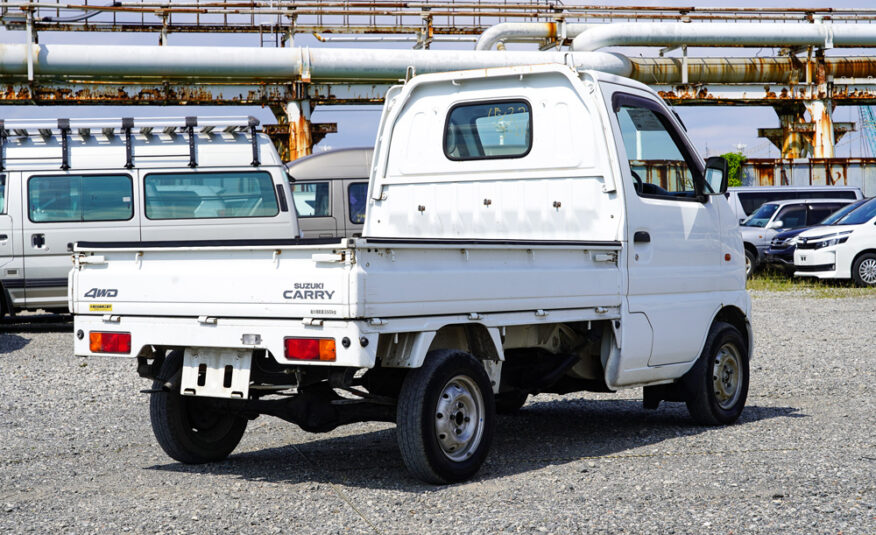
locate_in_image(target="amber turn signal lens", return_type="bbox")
[89,331,132,354]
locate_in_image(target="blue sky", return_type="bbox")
[1,0,874,159]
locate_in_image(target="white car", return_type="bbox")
[794,197,876,286]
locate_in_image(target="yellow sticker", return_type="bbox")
[89,304,113,312]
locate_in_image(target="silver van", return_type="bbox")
[726,185,863,224]
[0,116,297,315]
[286,148,371,238]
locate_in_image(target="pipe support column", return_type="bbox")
[285,100,313,162]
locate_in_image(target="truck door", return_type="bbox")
[604,87,723,368]
[22,172,139,310]
[291,180,338,238]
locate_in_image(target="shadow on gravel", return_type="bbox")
[149,398,802,488]
[0,333,30,353]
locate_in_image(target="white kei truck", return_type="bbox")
[71,65,752,484]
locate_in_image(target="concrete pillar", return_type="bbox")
[775,103,809,159]
[805,99,836,158]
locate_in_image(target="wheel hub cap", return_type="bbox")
[435,375,484,462]
[859,259,876,284]
[712,344,742,410]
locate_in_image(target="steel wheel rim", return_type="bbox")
[434,375,485,462]
[745,254,752,276]
[859,258,876,284]
[712,343,743,410]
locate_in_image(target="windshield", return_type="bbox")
[835,197,876,225]
[741,203,779,227]
[821,200,865,225]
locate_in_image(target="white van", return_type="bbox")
[726,185,862,224]
[0,116,297,315]
[285,147,371,238]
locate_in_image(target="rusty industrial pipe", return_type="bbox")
[572,22,876,51]
[0,43,633,81]
[630,56,876,84]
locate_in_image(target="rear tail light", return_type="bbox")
[89,332,132,354]
[284,337,336,361]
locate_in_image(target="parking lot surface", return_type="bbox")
[1,292,874,534]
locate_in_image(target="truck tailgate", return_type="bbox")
[71,242,354,319]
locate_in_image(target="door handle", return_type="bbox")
[634,231,651,244]
[31,233,46,248]
[0,234,7,240]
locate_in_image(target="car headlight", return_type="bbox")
[813,231,853,249]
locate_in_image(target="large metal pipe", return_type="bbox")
[0,43,633,81]
[475,22,592,51]
[572,22,876,51]
[631,56,876,84]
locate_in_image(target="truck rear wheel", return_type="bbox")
[396,350,495,484]
[149,350,247,464]
[683,322,749,426]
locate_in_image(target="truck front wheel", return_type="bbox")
[683,322,749,426]
[149,350,247,464]
[396,350,495,484]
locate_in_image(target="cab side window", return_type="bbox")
[292,181,331,218]
[0,174,5,214]
[29,174,133,222]
[614,96,700,199]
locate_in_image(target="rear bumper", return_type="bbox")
[73,314,378,368]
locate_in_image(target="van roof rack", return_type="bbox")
[0,116,262,170]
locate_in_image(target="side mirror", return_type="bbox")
[703,156,729,195]
[766,220,784,229]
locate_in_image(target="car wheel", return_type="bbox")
[396,350,495,484]
[852,253,876,287]
[149,350,248,464]
[683,322,749,426]
[744,249,756,278]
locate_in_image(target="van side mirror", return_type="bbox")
[704,156,729,195]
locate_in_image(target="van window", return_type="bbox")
[29,174,133,222]
[145,171,279,220]
[348,182,368,224]
[292,182,331,218]
[444,100,532,160]
[0,175,5,214]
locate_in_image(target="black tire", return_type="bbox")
[396,350,495,484]
[149,350,247,464]
[744,248,756,278]
[851,253,876,287]
[683,322,749,426]
[494,391,528,414]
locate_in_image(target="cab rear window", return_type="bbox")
[144,171,279,220]
[28,174,133,222]
[444,100,532,161]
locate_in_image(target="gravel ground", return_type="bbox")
[1,293,874,534]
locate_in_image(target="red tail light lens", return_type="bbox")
[89,332,132,354]
[284,337,336,361]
